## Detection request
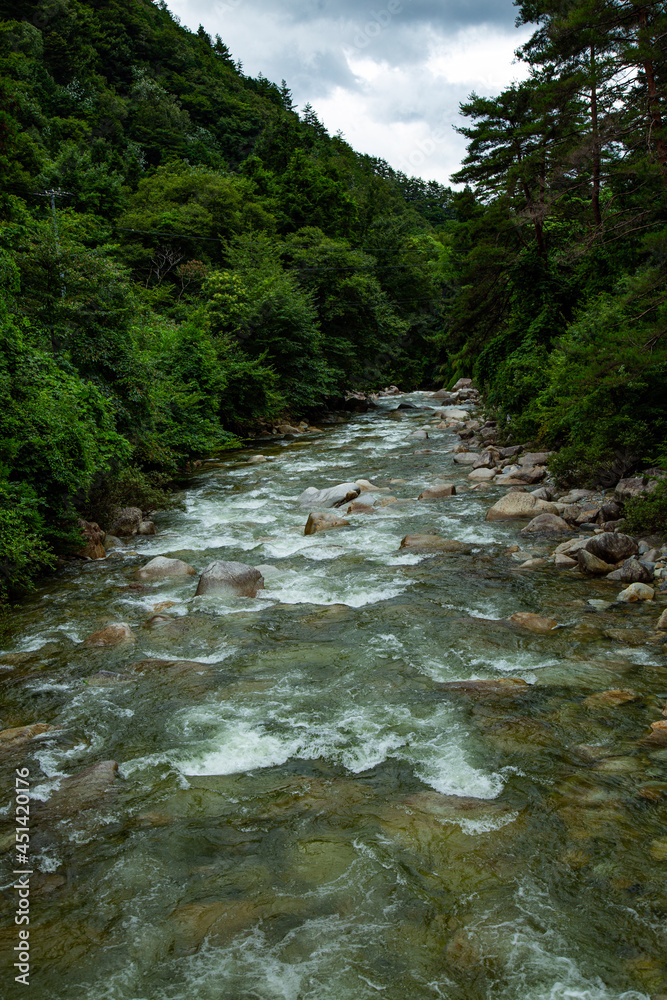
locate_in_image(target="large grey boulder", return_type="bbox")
[135,557,196,582]
[606,557,653,584]
[521,513,572,535]
[297,483,361,509]
[109,507,143,537]
[453,452,479,466]
[519,452,552,467]
[578,549,615,576]
[195,562,264,598]
[585,533,638,563]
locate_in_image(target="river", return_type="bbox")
[1,392,665,999]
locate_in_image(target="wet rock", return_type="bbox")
[109,507,143,537]
[103,534,122,550]
[408,429,429,440]
[521,513,572,535]
[135,556,196,582]
[438,678,529,699]
[453,452,479,465]
[76,519,105,560]
[46,760,118,814]
[606,557,653,584]
[506,612,559,633]
[578,549,616,576]
[400,535,469,554]
[618,583,654,602]
[377,496,398,507]
[247,454,267,463]
[520,452,552,467]
[0,723,54,752]
[555,553,578,569]
[345,501,376,514]
[418,484,456,500]
[518,558,548,569]
[297,483,361,508]
[305,511,351,534]
[195,561,265,598]
[485,493,558,521]
[644,721,667,746]
[583,689,640,709]
[431,388,456,401]
[138,520,156,535]
[83,623,134,647]
[586,532,639,563]
[355,479,383,492]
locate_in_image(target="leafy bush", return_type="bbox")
[624,478,667,538]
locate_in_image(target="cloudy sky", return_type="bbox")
[166,0,533,185]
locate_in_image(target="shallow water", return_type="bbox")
[1,394,666,999]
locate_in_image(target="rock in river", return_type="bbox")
[506,612,559,633]
[418,484,456,500]
[305,511,350,534]
[438,678,529,699]
[195,562,265,598]
[453,452,479,465]
[135,557,196,582]
[521,513,572,535]
[585,533,639,564]
[606,556,653,584]
[400,535,469,554]
[656,608,667,630]
[298,483,361,508]
[83,623,135,647]
[77,519,106,560]
[486,493,558,521]
[617,583,654,602]
[578,549,615,576]
[46,760,119,815]
[109,507,143,537]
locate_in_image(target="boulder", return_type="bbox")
[519,452,552,467]
[104,535,122,550]
[297,483,361,509]
[559,489,595,504]
[498,446,522,459]
[135,557,196,582]
[399,535,469,554]
[468,468,497,482]
[521,513,571,535]
[345,502,376,514]
[578,549,615,576]
[472,450,497,469]
[585,533,639,563]
[554,553,577,569]
[555,536,594,556]
[486,493,558,522]
[606,557,653,584]
[615,476,659,502]
[355,479,383,492]
[407,430,429,440]
[512,466,547,484]
[453,452,479,465]
[431,389,456,401]
[0,723,54,751]
[645,720,667,746]
[247,454,267,464]
[506,612,558,634]
[109,507,143,538]
[617,583,654,603]
[195,562,265,598]
[441,407,470,421]
[452,378,474,390]
[657,609,667,630]
[138,520,156,535]
[77,519,105,560]
[305,512,351,534]
[83,623,134,647]
[418,484,456,500]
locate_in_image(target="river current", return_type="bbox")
[1,393,666,999]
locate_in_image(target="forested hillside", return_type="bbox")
[0,0,666,601]
[0,0,455,599]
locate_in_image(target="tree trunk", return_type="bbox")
[590,44,602,227]
[639,8,667,181]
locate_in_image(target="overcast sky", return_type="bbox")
[166,0,533,185]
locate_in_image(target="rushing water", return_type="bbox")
[1,393,666,1000]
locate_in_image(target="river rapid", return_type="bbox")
[1,393,666,1000]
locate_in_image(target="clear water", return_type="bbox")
[1,394,666,999]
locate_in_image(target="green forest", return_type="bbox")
[0,0,665,600]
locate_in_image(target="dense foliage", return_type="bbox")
[0,0,453,598]
[443,0,667,493]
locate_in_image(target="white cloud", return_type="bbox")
[166,1,532,184]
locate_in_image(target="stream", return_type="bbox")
[1,392,666,1000]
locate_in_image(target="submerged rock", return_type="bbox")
[0,723,55,752]
[297,483,361,508]
[195,561,264,598]
[438,678,529,699]
[345,501,376,514]
[46,760,118,815]
[506,612,559,633]
[400,535,469,554]
[138,520,156,535]
[135,556,196,582]
[83,623,134,647]
[304,511,350,534]
[583,689,639,709]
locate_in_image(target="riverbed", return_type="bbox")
[1,393,666,999]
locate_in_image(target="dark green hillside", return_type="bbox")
[0,0,453,599]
